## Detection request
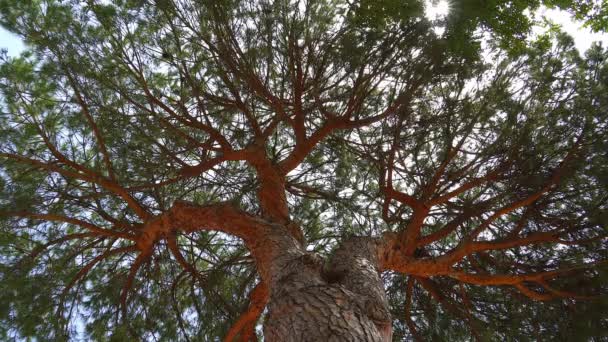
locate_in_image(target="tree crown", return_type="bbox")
[0,0,607,340]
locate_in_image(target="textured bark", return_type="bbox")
[325,238,392,340]
[145,202,393,341]
[264,282,387,341]
[224,282,268,342]
[262,237,391,342]
[138,200,591,341]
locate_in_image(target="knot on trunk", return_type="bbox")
[272,252,325,292]
[324,236,393,340]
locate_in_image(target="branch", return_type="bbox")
[463,142,580,243]
[120,249,152,319]
[170,271,192,342]
[416,202,490,247]
[3,211,136,240]
[64,70,116,180]
[61,245,137,301]
[123,54,233,152]
[458,284,482,342]
[278,85,417,175]
[416,277,463,316]
[447,260,607,289]
[223,282,269,342]
[21,232,97,263]
[421,147,458,201]
[277,118,340,174]
[167,234,206,283]
[404,278,423,342]
[137,201,291,284]
[429,168,503,206]
[383,187,423,211]
[0,153,150,220]
[178,148,254,178]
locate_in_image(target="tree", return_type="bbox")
[0,0,607,340]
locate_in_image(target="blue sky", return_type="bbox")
[0,26,25,57]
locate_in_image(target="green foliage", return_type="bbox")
[0,0,606,341]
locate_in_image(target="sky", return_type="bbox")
[1,2,607,56]
[533,7,608,52]
[0,26,24,57]
[424,1,608,52]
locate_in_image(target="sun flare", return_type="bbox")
[425,0,451,21]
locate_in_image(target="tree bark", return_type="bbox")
[262,236,392,342]
[151,202,393,341]
[264,281,388,341]
[145,202,447,341]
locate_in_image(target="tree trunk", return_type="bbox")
[145,202,394,341]
[262,235,392,342]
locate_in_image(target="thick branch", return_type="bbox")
[138,201,300,285]
[224,282,269,342]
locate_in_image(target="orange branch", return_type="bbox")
[422,147,458,201]
[429,169,502,206]
[448,260,606,285]
[24,232,97,262]
[224,282,269,342]
[464,143,579,243]
[167,234,206,283]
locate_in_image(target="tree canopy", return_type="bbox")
[0,0,607,341]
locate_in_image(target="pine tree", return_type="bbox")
[0,0,607,340]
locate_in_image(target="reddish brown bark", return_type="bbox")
[224,282,269,342]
